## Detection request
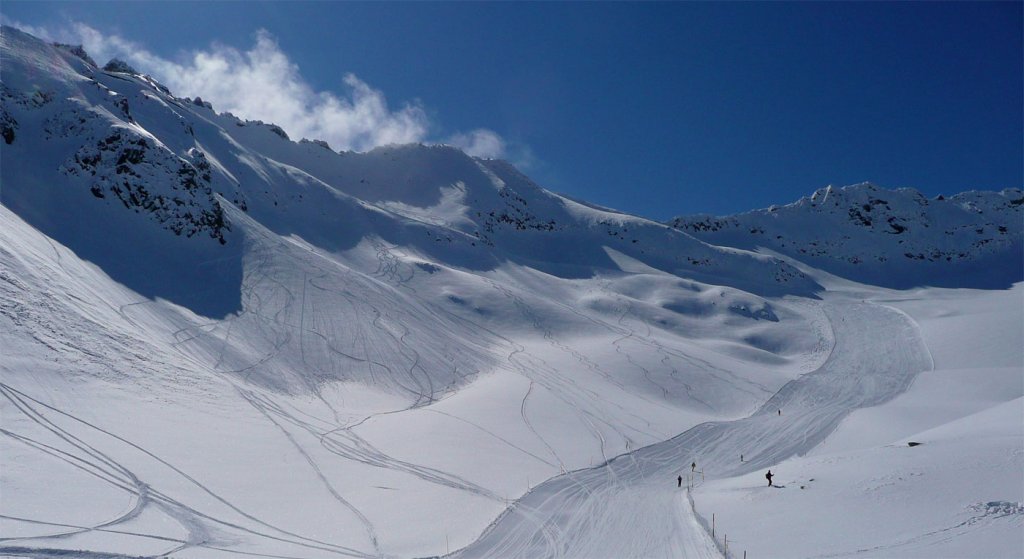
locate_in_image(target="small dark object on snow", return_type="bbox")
[677,475,682,488]
[907,441,922,447]
[766,470,774,487]
[691,461,696,472]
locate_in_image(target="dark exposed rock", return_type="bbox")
[53,43,97,67]
[301,138,333,151]
[114,97,132,122]
[61,130,228,244]
[267,124,290,140]
[0,109,16,144]
[102,58,137,74]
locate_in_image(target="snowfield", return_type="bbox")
[455,299,932,558]
[695,284,1024,559]
[1,25,1021,559]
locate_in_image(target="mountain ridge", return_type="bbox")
[1,25,820,320]
[668,182,1022,289]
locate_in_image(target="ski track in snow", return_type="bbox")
[0,383,377,559]
[0,221,841,558]
[0,203,888,559]
[451,300,932,558]
[480,278,668,462]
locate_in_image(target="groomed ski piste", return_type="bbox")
[1,26,1022,559]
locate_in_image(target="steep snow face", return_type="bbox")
[2,29,229,244]
[669,183,1023,289]
[1,27,243,317]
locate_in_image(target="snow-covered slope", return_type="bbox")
[695,284,1023,559]
[669,183,1023,289]
[2,25,1021,559]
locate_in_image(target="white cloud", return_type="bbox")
[446,129,506,159]
[7,20,517,157]
[83,25,428,152]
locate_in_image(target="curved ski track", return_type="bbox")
[2,216,928,559]
[451,301,932,558]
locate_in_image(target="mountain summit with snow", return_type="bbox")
[2,26,1021,559]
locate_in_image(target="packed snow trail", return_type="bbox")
[452,300,932,558]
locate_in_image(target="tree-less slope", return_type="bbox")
[668,183,1023,289]
[454,300,932,558]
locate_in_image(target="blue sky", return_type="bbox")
[4,2,1021,219]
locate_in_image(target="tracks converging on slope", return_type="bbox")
[451,300,932,558]
[0,383,377,559]
[1,209,931,559]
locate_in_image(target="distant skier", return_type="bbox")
[778,409,781,416]
[678,475,682,488]
[740,454,744,462]
[691,461,696,472]
[766,470,774,487]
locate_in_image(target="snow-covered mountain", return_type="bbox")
[668,183,1023,289]
[1,25,815,319]
[2,26,1021,559]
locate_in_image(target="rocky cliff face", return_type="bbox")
[2,32,231,245]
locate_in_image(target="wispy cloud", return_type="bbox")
[8,20,525,160]
[446,129,506,159]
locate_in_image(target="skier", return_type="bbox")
[677,475,682,488]
[766,470,774,487]
[691,461,696,472]
[740,454,744,462]
[778,409,781,416]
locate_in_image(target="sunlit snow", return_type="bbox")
[1,26,1021,559]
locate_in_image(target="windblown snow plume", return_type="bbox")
[9,20,506,155]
